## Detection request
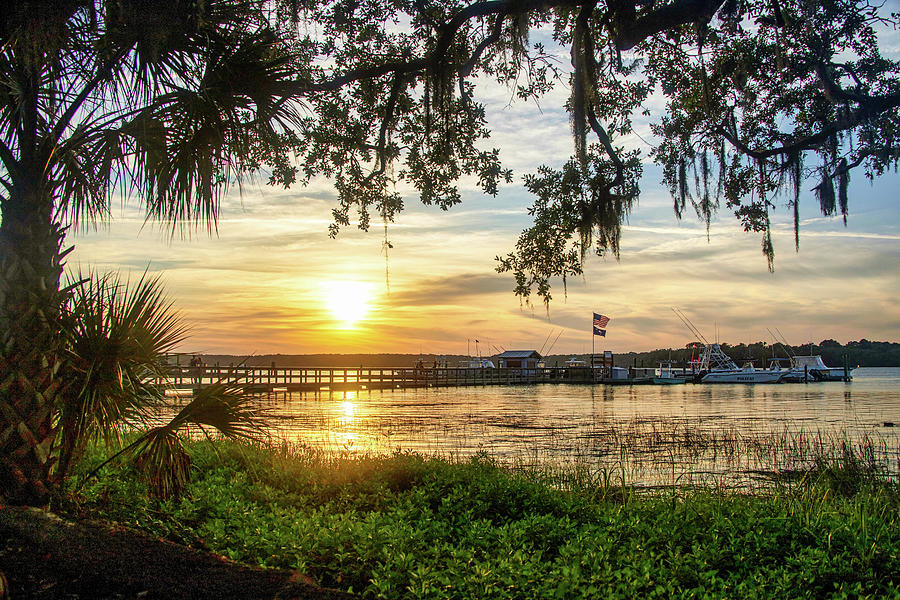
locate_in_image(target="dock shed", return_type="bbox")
[497,350,542,370]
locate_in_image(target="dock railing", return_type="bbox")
[162,364,600,392]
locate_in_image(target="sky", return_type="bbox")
[69,18,900,357]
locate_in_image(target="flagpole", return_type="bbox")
[591,314,595,376]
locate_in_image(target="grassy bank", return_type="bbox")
[63,441,899,599]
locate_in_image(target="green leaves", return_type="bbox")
[126,383,264,499]
[6,0,900,305]
[3,0,308,236]
[55,271,186,479]
[57,271,264,499]
[649,0,900,265]
[497,146,642,305]
[76,443,900,598]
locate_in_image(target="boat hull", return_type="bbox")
[701,370,785,384]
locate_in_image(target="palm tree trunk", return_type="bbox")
[0,192,67,506]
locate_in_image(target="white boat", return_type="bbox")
[698,344,785,384]
[651,360,687,385]
[767,355,852,382]
[458,358,495,369]
[790,355,852,382]
[767,358,806,382]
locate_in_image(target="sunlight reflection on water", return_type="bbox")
[179,367,900,487]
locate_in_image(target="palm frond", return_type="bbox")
[56,270,187,479]
[123,381,264,499]
[60,269,264,498]
[169,382,265,443]
[129,427,191,500]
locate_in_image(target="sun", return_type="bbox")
[321,281,374,329]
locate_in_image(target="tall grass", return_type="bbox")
[66,438,899,599]
[154,392,900,491]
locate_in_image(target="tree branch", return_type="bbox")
[372,72,406,177]
[461,13,505,79]
[718,87,900,162]
[612,0,725,51]
[816,62,900,110]
[292,0,585,96]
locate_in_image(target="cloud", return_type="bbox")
[387,273,512,307]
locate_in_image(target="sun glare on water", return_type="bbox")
[322,281,374,329]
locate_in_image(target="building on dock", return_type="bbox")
[497,350,542,370]
[591,351,615,378]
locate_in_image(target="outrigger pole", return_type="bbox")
[672,307,710,344]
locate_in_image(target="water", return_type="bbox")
[244,368,900,487]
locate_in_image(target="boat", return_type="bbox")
[651,361,687,385]
[767,357,807,383]
[564,357,588,368]
[766,355,852,382]
[458,358,496,369]
[697,344,785,384]
[765,330,853,382]
[789,355,852,382]
[671,309,783,383]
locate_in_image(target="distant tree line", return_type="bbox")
[608,340,900,369]
[182,354,476,369]
[192,343,900,370]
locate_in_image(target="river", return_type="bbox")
[244,367,899,487]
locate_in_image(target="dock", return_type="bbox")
[165,364,607,393]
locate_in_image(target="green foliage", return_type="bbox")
[70,441,900,599]
[496,147,642,304]
[55,272,187,480]
[6,1,895,299]
[53,273,263,499]
[649,0,900,267]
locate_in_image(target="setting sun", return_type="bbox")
[321,281,374,329]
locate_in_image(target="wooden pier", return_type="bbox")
[165,364,606,393]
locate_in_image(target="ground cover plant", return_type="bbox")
[63,440,899,599]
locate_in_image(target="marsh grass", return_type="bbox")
[65,434,900,599]
[155,389,900,493]
[269,415,898,493]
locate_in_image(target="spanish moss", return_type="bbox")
[676,158,689,218]
[837,158,849,225]
[815,172,836,216]
[570,31,589,166]
[788,152,803,251]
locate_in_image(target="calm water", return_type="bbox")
[248,367,900,487]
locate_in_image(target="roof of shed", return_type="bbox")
[497,350,542,358]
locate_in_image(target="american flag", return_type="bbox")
[593,313,610,328]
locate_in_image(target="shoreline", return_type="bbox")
[11,439,896,599]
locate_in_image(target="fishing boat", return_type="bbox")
[767,357,807,383]
[697,344,785,384]
[672,308,784,384]
[651,360,687,385]
[766,344,853,383]
[789,355,852,382]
